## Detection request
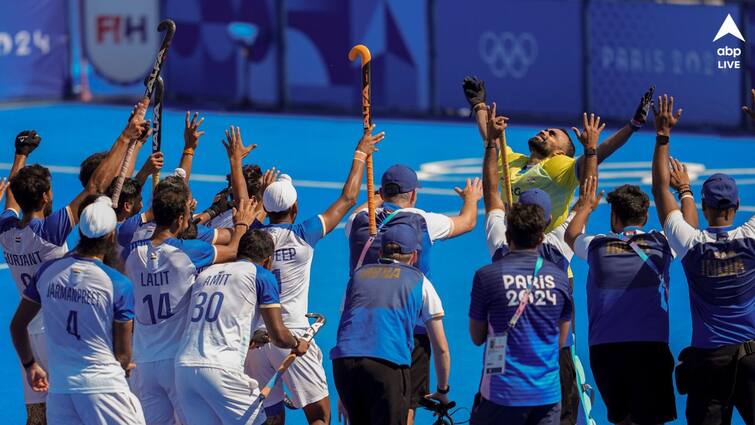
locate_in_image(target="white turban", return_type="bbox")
[80,196,117,238]
[263,174,297,213]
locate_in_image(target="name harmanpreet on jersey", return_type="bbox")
[123,237,216,363]
[0,207,74,334]
[23,255,134,394]
[256,216,325,329]
[664,211,755,349]
[499,146,579,231]
[176,261,280,372]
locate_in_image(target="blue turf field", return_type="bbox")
[0,102,751,424]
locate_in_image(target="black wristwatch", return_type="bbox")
[584,147,597,157]
[22,358,35,370]
[437,385,450,395]
[656,135,670,145]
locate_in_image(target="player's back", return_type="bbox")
[124,237,216,363]
[176,261,280,372]
[26,255,132,393]
[0,208,72,333]
[259,216,324,329]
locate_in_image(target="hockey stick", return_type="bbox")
[144,19,176,101]
[258,313,326,401]
[151,76,164,190]
[111,138,140,209]
[348,44,377,236]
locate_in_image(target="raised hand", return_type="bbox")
[485,102,509,142]
[222,126,256,161]
[571,112,606,148]
[631,85,655,128]
[232,198,256,227]
[14,130,41,156]
[742,89,755,121]
[578,175,604,212]
[669,157,691,192]
[653,94,683,136]
[262,167,280,193]
[143,152,164,175]
[455,177,483,202]
[184,111,206,150]
[355,124,385,155]
[462,76,486,108]
[124,97,151,141]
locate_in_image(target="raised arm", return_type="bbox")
[651,94,684,225]
[462,76,489,145]
[483,103,506,213]
[213,198,256,263]
[565,176,603,249]
[320,127,384,234]
[669,157,699,228]
[6,130,42,212]
[134,152,164,188]
[579,86,654,170]
[69,98,151,220]
[222,126,257,204]
[179,111,206,182]
[448,178,483,238]
[571,112,604,182]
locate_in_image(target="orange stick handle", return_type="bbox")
[500,131,514,207]
[349,44,377,236]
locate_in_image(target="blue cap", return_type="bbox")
[381,224,419,254]
[518,189,552,222]
[381,165,420,196]
[702,173,739,210]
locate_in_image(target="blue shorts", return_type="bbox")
[470,399,560,425]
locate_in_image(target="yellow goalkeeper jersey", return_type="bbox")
[498,146,579,232]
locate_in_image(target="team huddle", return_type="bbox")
[2,77,754,425]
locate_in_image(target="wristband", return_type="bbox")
[22,359,35,370]
[584,147,597,157]
[437,385,450,395]
[235,223,250,229]
[473,103,487,113]
[680,193,694,202]
[656,135,670,145]
[183,148,195,156]
[629,120,643,131]
[677,189,693,199]
[353,157,365,163]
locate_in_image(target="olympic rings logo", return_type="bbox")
[478,31,538,79]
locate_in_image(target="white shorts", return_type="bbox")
[174,366,266,425]
[46,391,145,425]
[130,359,185,425]
[244,330,329,409]
[19,332,48,404]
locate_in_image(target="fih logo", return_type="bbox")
[713,14,744,70]
[479,31,538,79]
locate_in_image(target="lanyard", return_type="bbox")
[506,256,544,331]
[355,210,401,269]
[613,231,669,312]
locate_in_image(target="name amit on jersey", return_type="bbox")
[140,271,170,287]
[4,250,43,267]
[201,271,231,287]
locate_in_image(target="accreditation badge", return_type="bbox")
[484,333,508,376]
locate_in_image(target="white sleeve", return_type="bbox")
[344,209,365,238]
[545,212,575,262]
[485,209,507,257]
[663,210,699,259]
[740,215,755,239]
[416,210,454,241]
[573,234,596,260]
[421,276,445,323]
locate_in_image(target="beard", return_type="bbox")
[528,135,552,158]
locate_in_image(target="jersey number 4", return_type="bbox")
[66,311,81,340]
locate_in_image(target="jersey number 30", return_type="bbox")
[190,292,224,323]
